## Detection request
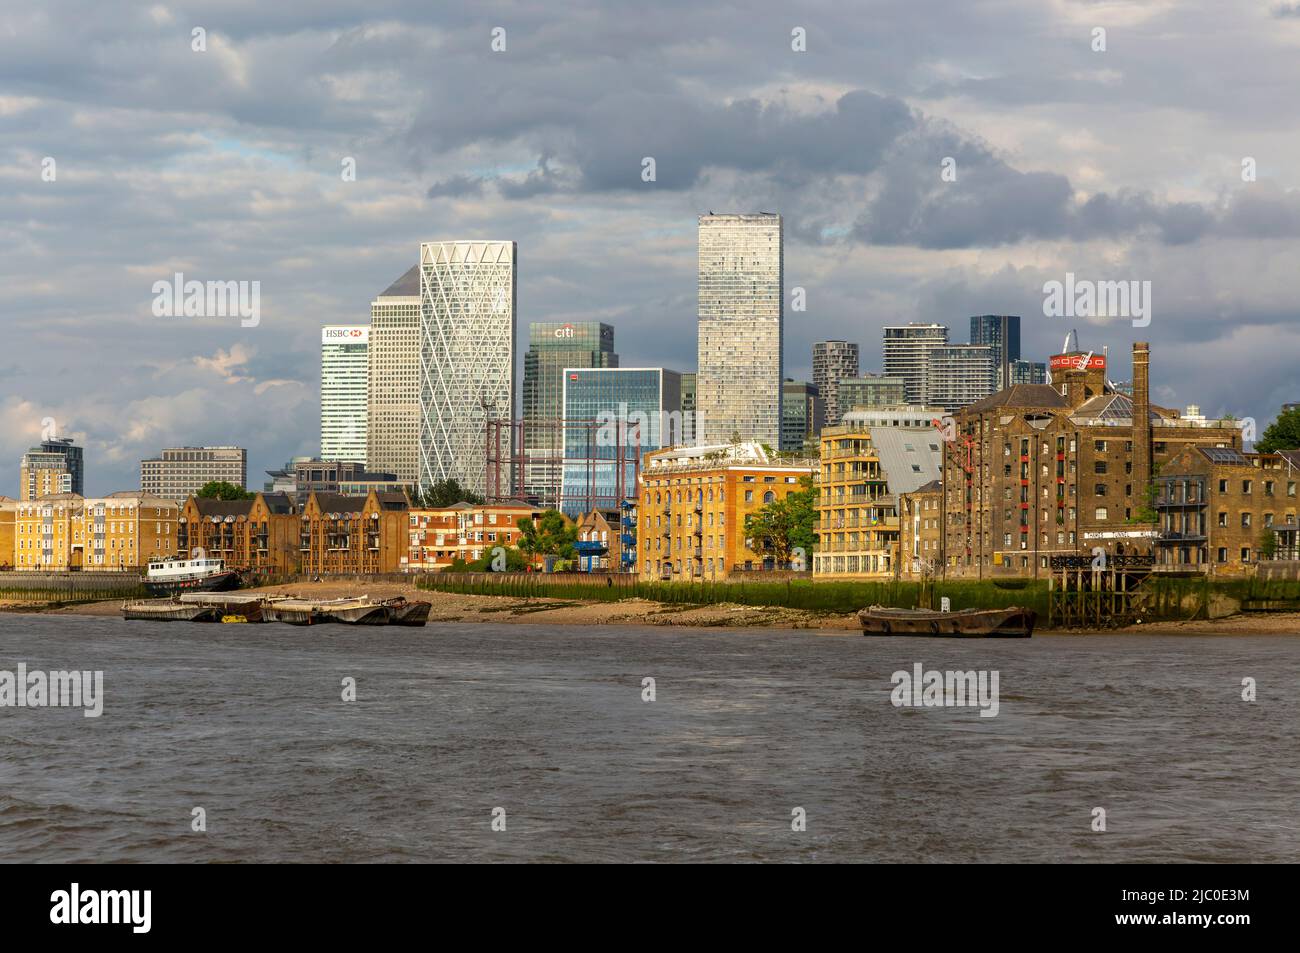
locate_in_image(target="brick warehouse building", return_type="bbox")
[939,342,1243,578]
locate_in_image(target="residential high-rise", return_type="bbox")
[140,446,247,501]
[969,315,1021,389]
[696,213,783,446]
[923,345,997,412]
[882,324,948,405]
[367,266,421,483]
[19,438,83,501]
[781,380,822,452]
[418,241,516,497]
[812,341,859,428]
[839,374,907,412]
[1009,359,1047,386]
[560,367,682,515]
[321,325,368,464]
[522,322,617,502]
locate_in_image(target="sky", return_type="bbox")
[3,0,1299,495]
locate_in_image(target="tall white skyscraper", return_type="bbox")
[696,213,783,446]
[418,241,516,496]
[368,266,421,483]
[320,325,369,463]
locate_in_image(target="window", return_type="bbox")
[1095,440,1107,452]
[744,490,753,502]
[1095,484,1107,497]
[1094,461,1107,474]
[1242,480,1252,495]
[1241,547,1251,562]
[1095,507,1108,521]
[1219,479,1228,493]
[1218,511,1228,527]
[1217,547,1227,563]
[1241,513,1252,528]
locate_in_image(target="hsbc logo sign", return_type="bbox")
[322,326,369,344]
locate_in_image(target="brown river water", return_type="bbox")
[0,615,1296,862]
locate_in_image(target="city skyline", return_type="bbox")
[4,3,1299,495]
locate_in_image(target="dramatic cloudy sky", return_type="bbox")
[4,0,1299,494]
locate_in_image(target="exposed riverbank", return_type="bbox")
[4,580,1300,634]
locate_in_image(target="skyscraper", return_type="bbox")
[367,265,421,483]
[561,368,683,516]
[838,374,907,412]
[522,322,617,503]
[321,325,369,464]
[418,241,516,497]
[19,438,83,501]
[969,315,1021,389]
[696,213,783,446]
[812,341,859,428]
[882,323,949,405]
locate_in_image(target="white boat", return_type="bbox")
[145,557,241,596]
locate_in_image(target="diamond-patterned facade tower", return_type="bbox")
[418,241,516,496]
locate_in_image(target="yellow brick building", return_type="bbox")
[638,443,814,581]
[0,496,15,570]
[12,492,180,571]
[815,426,898,577]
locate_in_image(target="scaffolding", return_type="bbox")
[485,417,643,515]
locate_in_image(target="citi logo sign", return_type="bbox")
[554,324,575,338]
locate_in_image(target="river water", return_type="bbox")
[0,615,1295,863]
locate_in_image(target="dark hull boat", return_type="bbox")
[382,598,433,627]
[144,567,241,597]
[858,606,1035,638]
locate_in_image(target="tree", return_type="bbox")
[515,510,576,562]
[1260,529,1278,561]
[744,475,818,568]
[196,481,253,500]
[1256,407,1300,453]
[418,478,485,508]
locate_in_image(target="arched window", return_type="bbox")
[763,491,776,504]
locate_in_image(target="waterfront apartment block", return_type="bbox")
[1154,447,1300,573]
[839,375,906,413]
[320,325,369,464]
[897,479,944,577]
[12,492,180,571]
[812,341,859,428]
[814,427,897,578]
[140,446,247,501]
[368,265,422,484]
[696,213,783,446]
[0,497,13,569]
[298,489,411,576]
[404,501,546,572]
[418,241,516,497]
[19,438,83,501]
[637,442,814,581]
[882,323,948,405]
[177,492,298,577]
[940,342,1243,578]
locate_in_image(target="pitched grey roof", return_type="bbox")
[964,384,1069,413]
[868,428,945,496]
[378,264,420,298]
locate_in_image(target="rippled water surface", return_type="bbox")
[1,615,1296,862]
